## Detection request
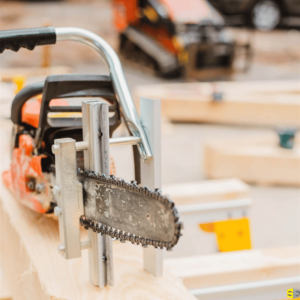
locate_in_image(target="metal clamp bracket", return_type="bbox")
[52,100,114,288]
[53,138,84,260]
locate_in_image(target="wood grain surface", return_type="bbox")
[165,246,300,290]
[0,123,195,300]
[163,178,249,205]
[134,80,300,127]
[204,135,300,186]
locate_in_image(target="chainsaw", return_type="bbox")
[0,27,182,286]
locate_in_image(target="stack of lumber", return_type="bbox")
[163,178,252,257]
[166,246,300,289]
[165,246,300,300]
[204,135,300,186]
[163,178,249,206]
[134,80,300,127]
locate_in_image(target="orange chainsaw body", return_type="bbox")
[3,96,116,214]
[3,96,69,213]
[3,75,120,215]
[3,134,50,213]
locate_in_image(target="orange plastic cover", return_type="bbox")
[22,96,69,128]
[2,134,50,213]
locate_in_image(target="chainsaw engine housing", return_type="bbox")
[3,74,121,213]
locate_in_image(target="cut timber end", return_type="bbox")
[133,80,300,127]
[163,178,249,206]
[204,135,300,187]
[165,246,300,290]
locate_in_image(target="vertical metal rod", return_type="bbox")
[82,100,114,287]
[54,138,83,259]
[140,97,163,277]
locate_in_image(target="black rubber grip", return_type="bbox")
[0,27,56,53]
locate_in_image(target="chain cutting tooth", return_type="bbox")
[109,229,115,238]
[129,234,135,244]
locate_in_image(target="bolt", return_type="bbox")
[52,144,59,155]
[58,244,65,255]
[36,184,44,194]
[54,206,62,216]
[27,181,35,191]
[53,185,60,196]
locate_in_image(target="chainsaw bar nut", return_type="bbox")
[36,183,44,194]
[54,206,62,216]
[53,185,60,196]
[52,144,60,155]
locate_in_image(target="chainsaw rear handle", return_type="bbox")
[0,27,56,53]
[0,27,152,161]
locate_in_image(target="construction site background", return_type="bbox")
[0,0,299,258]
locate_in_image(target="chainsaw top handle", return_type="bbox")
[0,26,152,162]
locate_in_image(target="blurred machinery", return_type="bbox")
[112,0,237,78]
[208,0,300,31]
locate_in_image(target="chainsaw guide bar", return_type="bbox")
[77,169,182,250]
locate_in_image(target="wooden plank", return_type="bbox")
[133,80,300,127]
[163,178,249,206]
[165,246,300,290]
[0,205,52,300]
[0,268,11,300]
[0,125,195,300]
[0,66,72,82]
[204,135,300,186]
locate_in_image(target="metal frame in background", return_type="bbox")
[191,276,300,300]
[140,97,163,276]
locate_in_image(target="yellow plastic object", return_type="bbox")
[48,112,82,118]
[199,223,214,233]
[214,218,252,252]
[199,218,252,252]
[12,76,26,94]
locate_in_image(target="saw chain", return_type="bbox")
[78,169,182,251]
